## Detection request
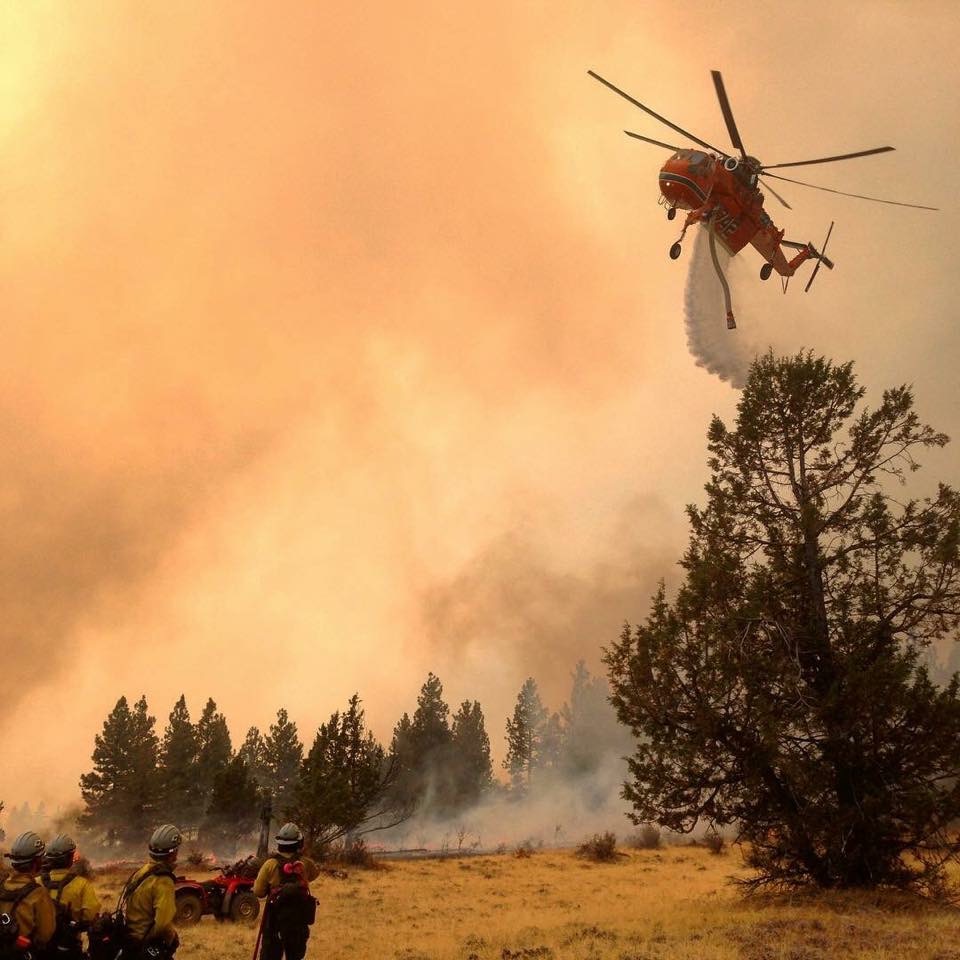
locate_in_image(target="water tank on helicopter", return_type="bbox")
[658,150,717,211]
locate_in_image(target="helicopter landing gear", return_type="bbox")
[760,262,773,281]
[669,242,682,260]
[667,207,677,221]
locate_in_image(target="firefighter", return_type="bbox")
[0,831,56,957]
[42,833,101,958]
[119,824,182,958]
[252,823,319,960]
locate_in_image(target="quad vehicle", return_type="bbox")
[174,856,261,924]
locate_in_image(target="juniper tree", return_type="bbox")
[292,694,406,850]
[605,352,960,893]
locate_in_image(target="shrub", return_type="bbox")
[627,825,661,850]
[704,832,725,855]
[575,832,619,862]
[513,839,536,859]
[325,838,380,869]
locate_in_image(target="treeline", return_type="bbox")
[61,661,627,855]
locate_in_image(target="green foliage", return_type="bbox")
[203,754,261,854]
[195,698,233,809]
[157,695,202,826]
[450,700,494,808]
[264,708,303,819]
[605,352,960,893]
[390,673,457,815]
[79,695,159,848]
[503,678,549,792]
[238,726,270,791]
[291,694,406,850]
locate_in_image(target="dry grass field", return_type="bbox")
[94,846,960,960]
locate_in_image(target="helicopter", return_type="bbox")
[588,69,937,329]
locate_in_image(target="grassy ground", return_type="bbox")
[95,846,960,959]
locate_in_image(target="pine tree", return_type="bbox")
[80,695,159,848]
[238,726,269,790]
[606,352,960,892]
[450,701,493,808]
[195,698,233,808]
[264,708,303,818]
[203,754,260,854]
[503,678,549,792]
[292,694,405,849]
[393,673,456,814]
[559,661,632,780]
[158,695,202,826]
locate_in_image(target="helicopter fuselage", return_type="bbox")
[658,148,798,275]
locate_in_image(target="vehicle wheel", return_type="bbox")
[230,891,260,923]
[669,242,682,260]
[667,207,677,221]
[760,262,773,280]
[175,893,203,925]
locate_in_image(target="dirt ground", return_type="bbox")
[93,846,960,959]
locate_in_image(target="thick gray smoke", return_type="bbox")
[683,229,757,388]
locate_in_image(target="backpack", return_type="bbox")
[43,869,83,949]
[268,861,316,929]
[0,879,39,957]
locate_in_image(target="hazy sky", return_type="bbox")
[2,1,958,811]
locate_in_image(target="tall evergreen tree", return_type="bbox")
[80,695,159,847]
[195,698,233,808]
[450,701,493,808]
[559,662,632,779]
[158,695,202,826]
[203,754,260,854]
[292,694,406,849]
[606,352,960,892]
[503,678,549,792]
[264,708,303,818]
[392,673,456,814]
[238,726,270,790]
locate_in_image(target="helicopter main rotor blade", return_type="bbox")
[624,130,681,151]
[588,70,726,156]
[762,146,894,170]
[763,172,938,210]
[759,177,792,210]
[710,70,746,157]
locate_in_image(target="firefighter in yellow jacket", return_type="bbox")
[42,833,101,958]
[120,824,182,958]
[0,831,57,955]
[252,823,319,960]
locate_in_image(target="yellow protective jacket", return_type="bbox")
[252,854,320,898]
[122,862,177,944]
[44,867,101,926]
[0,872,57,949]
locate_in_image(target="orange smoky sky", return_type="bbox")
[1,1,959,810]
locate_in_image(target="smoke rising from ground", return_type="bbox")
[2,2,958,812]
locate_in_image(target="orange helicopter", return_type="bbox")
[589,69,937,329]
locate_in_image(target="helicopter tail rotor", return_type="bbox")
[803,221,835,293]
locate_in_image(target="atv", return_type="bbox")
[174,855,261,924]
